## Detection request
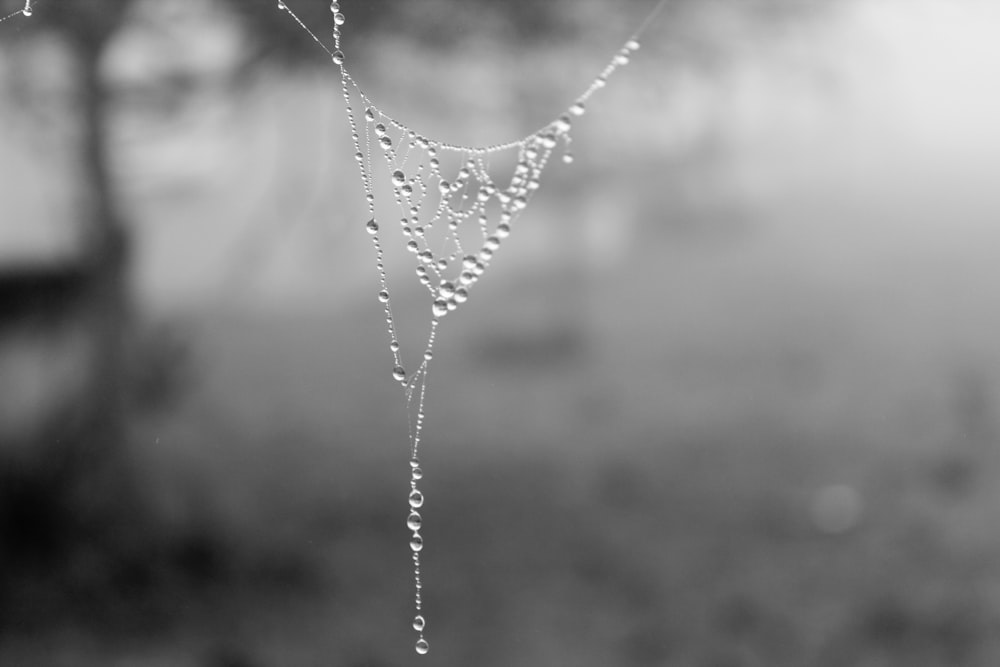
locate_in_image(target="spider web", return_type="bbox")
[275,0,668,656]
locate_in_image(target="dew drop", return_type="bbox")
[438,180,451,194]
[410,458,420,468]
[374,123,387,137]
[439,282,456,299]
[407,240,419,252]
[413,615,426,632]
[432,300,449,318]
[625,38,640,51]
[407,512,423,531]
[365,218,378,234]
[410,534,424,552]
[411,467,424,480]
[277,0,286,9]
[415,639,429,655]
[364,107,376,122]
[409,489,424,508]
[554,115,572,133]
[459,271,476,286]
[378,290,390,303]
[380,136,393,149]
[390,341,400,352]
[393,366,407,382]
[563,153,574,164]
[462,255,478,269]
[330,1,340,12]
[614,52,630,66]
[332,51,345,65]
[569,102,586,116]
[424,350,434,361]
[333,12,346,25]
[392,170,406,187]
[454,287,469,304]
[22,5,33,16]
[512,196,528,211]
[401,184,413,196]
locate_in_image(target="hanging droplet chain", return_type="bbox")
[276,0,646,656]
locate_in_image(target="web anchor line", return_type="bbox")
[277,0,667,656]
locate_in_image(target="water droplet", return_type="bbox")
[366,218,378,234]
[413,226,425,238]
[454,288,468,304]
[409,489,424,508]
[412,467,424,480]
[378,290,389,303]
[380,136,393,149]
[569,102,586,116]
[407,240,419,252]
[477,188,491,203]
[554,115,572,133]
[429,157,440,169]
[374,123,387,137]
[563,153,574,164]
[415,639,429,655]
[419,250,433,263]
[410,534,424,552]
[332,51,345,65]
[438,180,450,194]
[512,196,527,211]
[22,5,32,16]
[354,152,364,163]
[390,341,400,352]
[393,366,407,382]
[392,170,406,187]
[329,1,340,12]
[625,38,640,51]
[479,247,494,261]
[407,512,422,531]
[459,271,476,286]
[614,52,629,66]
[540,134,557,149]
[401,184,413,196]
[436,259,448,271]
[432,300,449,318]
[333,12,346,25]
[424,350,434,361]
[463,255,477,269]
[413,615,426,632]
[364,107,376,122]
[277,1,286,9]
[439,282,456,299]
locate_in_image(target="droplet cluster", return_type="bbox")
[275,0,643,657]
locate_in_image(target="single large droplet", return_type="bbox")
[409,489,424,508]
[366,219,378,234]
[625,38,640,51]
[380,136,393,149]
[554,115,572,133]
[374,123,387,137]
[392,170,406,187]
[569,102,586,116]
[364,107,376,122]
[333,12,346,25]
[415,639,429,655]
[393,366,407,382]
[413,615,426,632]
[496,223,511,238]
[432,300,448,318]
[454,288,469,304]
[407,512,422,531]
[332,51,345,65]
[277,1,286,9]
[484,236,500,252]
[409,534,424,552]
[377,291,389,303]
[614,52,630,66]
[439,282,456,299]
[411,467,424,480]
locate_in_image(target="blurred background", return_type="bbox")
[2,0,1000,664]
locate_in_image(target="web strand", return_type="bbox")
[276,0,664,657]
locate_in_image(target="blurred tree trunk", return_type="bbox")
[64,37,132,520]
